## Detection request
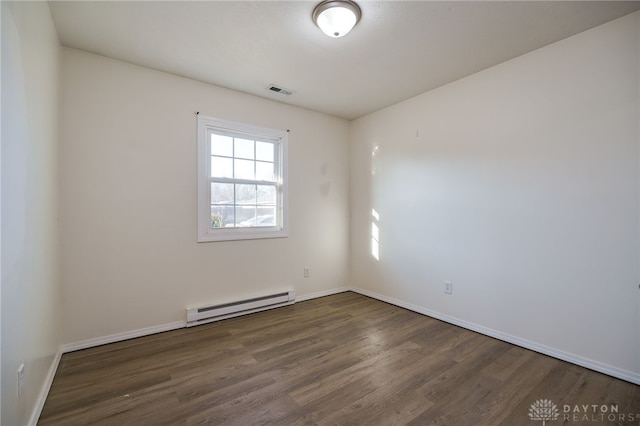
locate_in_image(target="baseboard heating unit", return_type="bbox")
[186,290,296,327]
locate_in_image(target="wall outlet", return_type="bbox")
[304,267,310,278]
[17,363,25,398]
[444,281,453,295]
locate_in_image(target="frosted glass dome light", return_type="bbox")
[312,0,361,38]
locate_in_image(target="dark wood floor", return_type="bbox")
[39,292,639,425]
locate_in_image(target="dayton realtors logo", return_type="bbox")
[529,399,560,425]
[529,399,639,424]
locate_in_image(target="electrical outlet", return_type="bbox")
[444,281,453,295]
[17,363,25,398]
[304,267,310,278]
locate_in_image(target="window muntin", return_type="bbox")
[198,115,288,242]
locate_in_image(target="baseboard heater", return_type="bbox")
[186,290,296,327]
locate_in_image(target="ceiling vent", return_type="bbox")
[267,84,295,96]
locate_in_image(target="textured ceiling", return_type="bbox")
[49,1,639,120]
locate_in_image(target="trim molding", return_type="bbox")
[297,286,349,302]
[349,286,640,385]
[59,288,351,353]
[60,321,186,353]
[28,350,62,426]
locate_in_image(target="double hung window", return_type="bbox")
[197,115,288,242]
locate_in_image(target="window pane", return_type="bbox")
[236,206,257,226]
[235,138,254,160]
[211,182,234,204]
[255,207,276,227]
[256,161,274,181]
[211,156,233,178]
[210,205,234,228]
[237,209,275,227]
[256,141,274,162]
[236,184,257,205]
[211,134,233,157]
[257,185,276,206]
[234,159,255,180]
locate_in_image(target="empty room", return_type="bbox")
[2,0,639,425]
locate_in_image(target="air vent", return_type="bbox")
[267,84,295,96]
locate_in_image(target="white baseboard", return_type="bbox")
[59,288,351,353]
[60,321,186,353]
[297,286,350,302]
[28,350,62,426]
[349,286,640,385]
[60,288,351,353]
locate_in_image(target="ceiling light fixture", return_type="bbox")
[312,0,361,38]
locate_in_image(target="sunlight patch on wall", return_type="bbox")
[371,208,380,260]
[371,145,379,175]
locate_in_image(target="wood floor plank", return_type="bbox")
[289,341,423,407]
[314,351,452,425]
[38,292,640,425]
[473,351,558,424]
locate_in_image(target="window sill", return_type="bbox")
[197,227,288,242]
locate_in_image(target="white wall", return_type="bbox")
[350,12,640,380]
[59,48,350,345]
[1,1,61,425]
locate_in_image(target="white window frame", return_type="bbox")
[197,115,288,242]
